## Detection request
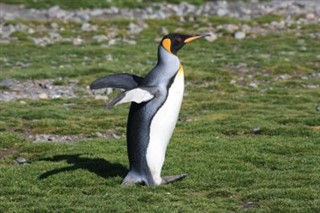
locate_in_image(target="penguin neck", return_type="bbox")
[157,46,180,68]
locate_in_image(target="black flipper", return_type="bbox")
[90,73,144,90]
[161,174,187,185]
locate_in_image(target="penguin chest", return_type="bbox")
[146,71,184,183]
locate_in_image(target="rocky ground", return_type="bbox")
[0,0,319,103]
[1,0,319,45]
[1,0,320,21]
[0,0,320,143]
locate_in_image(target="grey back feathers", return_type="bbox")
[144,46,180,86]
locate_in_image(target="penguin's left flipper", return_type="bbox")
[161,174,187,185]
[108,87,159,107]
[90,73,144,90]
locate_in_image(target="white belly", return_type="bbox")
[146,72,184,185]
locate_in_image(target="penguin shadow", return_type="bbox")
[38,154,127,180]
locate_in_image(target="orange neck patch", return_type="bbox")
[178,64,184,75]
[162,38,171,53]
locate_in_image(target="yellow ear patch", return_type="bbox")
[162,38,171,53]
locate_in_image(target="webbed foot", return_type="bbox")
[161,173,187,185]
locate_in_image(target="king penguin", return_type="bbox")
[90,33,208,186]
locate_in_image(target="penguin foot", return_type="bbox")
[121,172,144,186]
[161,173,187,185]
[121,180,144,186]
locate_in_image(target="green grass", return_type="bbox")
[1,12,320,213]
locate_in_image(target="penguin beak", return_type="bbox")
[184,34,210,44]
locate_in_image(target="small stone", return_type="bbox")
[316,7,320,16]
[278,74,291,80]
[81,22,97,31]
[109,6,119,14]
[49,32,61,39]
[316,105,320,112]
[32,37,51,47]
[205,33,217,42]
[62,12,74,20]
[94,95,108,100]
[56,10,67,19]
[155,10,166,19]
[92,35,108,43]
[161,26,169,35]
[171,5,184,16]
[105,54,113,61]
[112,133,121,139]
[27,28,35,34]
[90,9,104,17]
[38,81,50,89]
[1,24,16,38]
[249,82,258,88]
[19,100,27,105]
[81,22,91,31]
[48,6,61,18]
[0,40,10,44]
[38,93,48,99]
[16,157,28,165]
[251,127,262,134]
[225,24,239,33]
[300,46,307,51]
[15,24,28,32]
[234,31,246,40]
[96,132,103,137]
[0,78,14,87]
[73,38,83,45]
[302,84,319,89]
[128,23,143,34]
[306,13,316,20]
[185,118,194,122]
[242,201,255,209]
[76,12,90,21]
[50,22,59,29]
[297,39,305,45]
[108,39,117,46]
[217,8,228,17]
[230,79,237,84]
[123,39,136,45]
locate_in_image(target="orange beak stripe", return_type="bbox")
[162,38,171,53]
[184,35,203,44]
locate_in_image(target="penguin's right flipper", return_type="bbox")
[108,86,159,107]
[90,74,144,90]
[161,174,187,185]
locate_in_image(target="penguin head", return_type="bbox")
[160,33,209,55]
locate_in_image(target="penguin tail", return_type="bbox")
[161,173,187,185]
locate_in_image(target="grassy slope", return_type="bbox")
[1,15,320,212]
